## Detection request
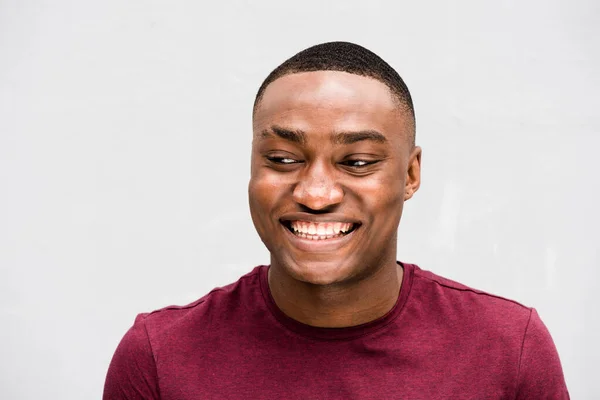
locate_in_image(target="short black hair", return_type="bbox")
[253,41,415,144]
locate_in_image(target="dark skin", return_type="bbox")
[249,71,421,328]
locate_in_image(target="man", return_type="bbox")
[104,41,569,399]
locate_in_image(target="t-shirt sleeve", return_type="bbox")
[515,308,569,399]
[103,314,161,400]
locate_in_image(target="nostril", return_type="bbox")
[292,182,344,210]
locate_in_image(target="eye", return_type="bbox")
[341,159,378,168]
[266,156,301,165]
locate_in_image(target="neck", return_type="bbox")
[267,259,403,328]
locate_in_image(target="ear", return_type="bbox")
[404,146,422,201]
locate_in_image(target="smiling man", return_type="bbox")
[104,42,569,399]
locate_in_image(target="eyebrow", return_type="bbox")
[261,126,307,145]
[261,125,388,146]
[331,130,388,145]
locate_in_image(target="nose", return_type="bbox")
[292,161,344,211]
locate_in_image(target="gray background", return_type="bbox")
[1,0,598,398]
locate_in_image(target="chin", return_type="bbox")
[278,256,357,286]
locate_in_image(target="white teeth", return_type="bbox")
[289,220,355,239]
[317,225,326,236]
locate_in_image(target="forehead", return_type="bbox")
[253,71,408,138]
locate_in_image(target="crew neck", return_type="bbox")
[258,261,415,341]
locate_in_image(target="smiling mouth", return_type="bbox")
[281,220,360,240]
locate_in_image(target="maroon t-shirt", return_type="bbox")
[103,263,569,399]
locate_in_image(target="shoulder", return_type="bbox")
[403,264,569,398]
[104,266,266,399]
[139,266,265,348]
[405,264,534,351]
[409,264,532,319]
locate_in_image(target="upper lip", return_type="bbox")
[279,213,361,225]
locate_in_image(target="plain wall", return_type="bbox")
[1,0,598,398]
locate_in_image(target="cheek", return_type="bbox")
[248,174,288,223]
[353,174,405,223]
[248,179,272,245]
[360,173,405,200]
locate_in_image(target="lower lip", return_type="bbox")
[280,223,359,253]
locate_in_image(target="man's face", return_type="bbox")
[249,71,421,286]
